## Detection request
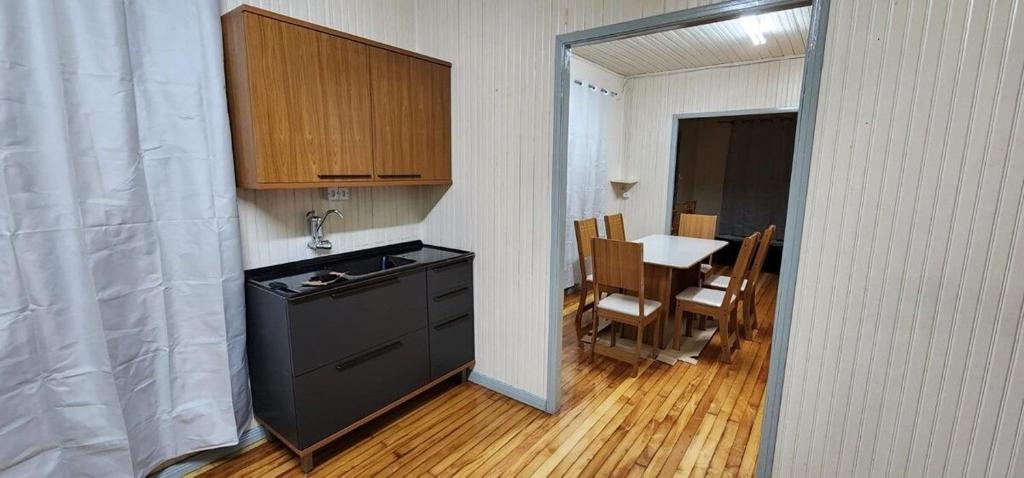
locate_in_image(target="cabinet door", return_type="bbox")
[317,34,375,181]
[245,13,323,183]
[425,62,452,181]
[369,49,451,181]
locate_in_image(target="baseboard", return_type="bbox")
[468,370,549,412]
[150,425,266,478]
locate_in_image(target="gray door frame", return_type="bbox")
[546,1,831,476]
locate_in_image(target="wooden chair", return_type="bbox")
[676,213,719,278]
[572,218,600,348]
[705,225,776,339]
[604,213,625,241]
[590,238,663,377]
[673,232,758,364]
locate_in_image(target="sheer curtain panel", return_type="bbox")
[563,81,615,288]
[0,1,250,476]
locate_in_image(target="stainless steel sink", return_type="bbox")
[337,254,416,278]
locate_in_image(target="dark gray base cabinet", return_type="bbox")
[245,254,474,458]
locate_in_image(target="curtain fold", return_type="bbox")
[564,81,615,288]
[0,1,250,476]
[719,117,796,240]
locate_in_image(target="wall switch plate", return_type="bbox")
[326,187,350,201]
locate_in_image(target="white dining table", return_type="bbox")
[632,234,728,349]
[635,234,729,269]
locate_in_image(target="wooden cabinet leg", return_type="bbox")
[300,453,314,474]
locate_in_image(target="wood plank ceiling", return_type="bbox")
[572,6,811,77]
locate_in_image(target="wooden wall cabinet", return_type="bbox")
[222,6,452,189]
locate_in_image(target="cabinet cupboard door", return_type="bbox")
[245,13,323,183]
[369,48,451,181]
[317,34,375,181]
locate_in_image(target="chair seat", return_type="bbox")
[675,287,735,308]
[704,274,746,291]
[700,263,712,274]
[597,293,661,317]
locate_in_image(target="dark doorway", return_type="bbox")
[671,112,797,273]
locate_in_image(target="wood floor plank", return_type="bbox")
[199,271,779,478]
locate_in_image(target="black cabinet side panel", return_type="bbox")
[245,285,299,446]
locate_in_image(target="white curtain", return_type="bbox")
[563,80,615,288]
[0,1,249,477]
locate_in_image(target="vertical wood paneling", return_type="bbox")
[618,57,805,239]
[222,0,737,398]
[775,0,1024,477]
[219,5,1024,474]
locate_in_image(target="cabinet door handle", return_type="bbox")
[319,174,372,179]
[434,313,471,330]
[377,174,422,179]
[431,260,467,273]
[433,286,470,302]
[330,277,400,299]
[335,341,403,372]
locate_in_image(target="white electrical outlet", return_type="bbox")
[326,187,350,202]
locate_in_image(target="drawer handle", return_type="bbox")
[435,313,471,330]
[377,174,422,179]
[431,260,468,273]
[319,174,372,179]
[335,341,403,372]
[330,277,400,299]
[433,286,470,302]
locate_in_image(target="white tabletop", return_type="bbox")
[635,234,728,269]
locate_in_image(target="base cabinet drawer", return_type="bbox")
[293,328,429,448]
[289,271,427,375]
[428,312,474,379]
[427,259,472,297]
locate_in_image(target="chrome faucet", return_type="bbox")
[306,209,343,250]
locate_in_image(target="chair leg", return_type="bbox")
[589,310,599,363]
[685,311,694,337]
[731,308,741,351]
[747,289,758,334]
[655,315,663,356]
[719,312,732,364]
[634,323,644,377]
[610,323,618,348]
[673,304,684,349]
[651,318,661,359]
[575,282,589,348]
[699,314,707,330]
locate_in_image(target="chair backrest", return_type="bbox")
[747,225,777,287]
[677,213,718,239]
[724,232,759,307]
[604,213,625,241]
[573,218,599,280]
[592,238,645,301]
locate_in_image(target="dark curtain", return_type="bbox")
[719,117,796,240]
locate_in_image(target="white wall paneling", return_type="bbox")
[775,0,1024,476]
[618,57,805,239]
[217,3,1024,475]
[221,0,742,403]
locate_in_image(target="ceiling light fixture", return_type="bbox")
[739,15,767,46]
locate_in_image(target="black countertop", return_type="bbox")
[246,241,474,300]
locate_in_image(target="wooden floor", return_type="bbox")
[195,270,778,478]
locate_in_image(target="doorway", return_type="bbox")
[670,111,798,273]
[548,1,831,476]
